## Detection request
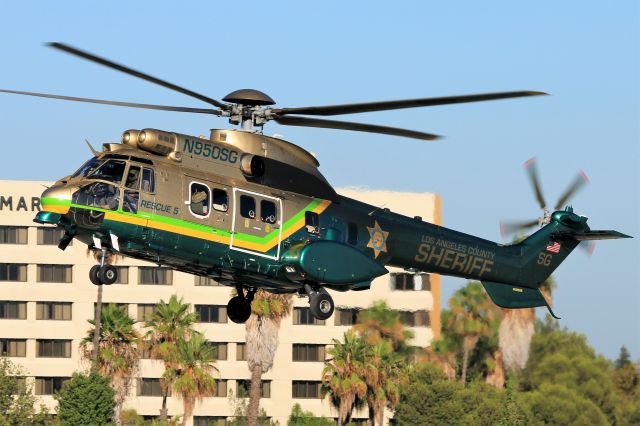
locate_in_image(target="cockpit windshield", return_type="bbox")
[87,160,127,184]
[72,157,103,178]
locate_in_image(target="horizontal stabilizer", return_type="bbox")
[553,230,632,241]
[482,281,560,319]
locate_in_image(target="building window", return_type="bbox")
[137,304,157,322]
[215,380,228,398]
[207,342,228,360]
[195,276,222,286]
[305,211,320,235]
[37,339,72,358]
[11,377,27,394]
[35,377,69,395]
[190,182,211,217]
[391,273,430,291]
[334,308,359,326]
[137,378,165,396]
[0,264,27,282]
[36,302,72,320]
[240,195,256,219]
[236,343,246,361]
[114,267,129,284]
[0,226,28,244]
[195,305,227,323]
[292,381,322,399]
[260,200,277,224]
[292,344,326,362]
[37,265,72,283]
[399,310,430,327]
[0,339,26,357]
[37,227,69,245]
[95,303,128,320]
[139,267,172,285]
[194,416,227,426]
[237,380,270,398]
[0,301,27,319]
[293,308,325,325]
[212,189,228,212]
[139,341,153,359]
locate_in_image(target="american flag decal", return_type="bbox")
[546,241,561,253]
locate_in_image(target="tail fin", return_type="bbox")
[483,209,631,317]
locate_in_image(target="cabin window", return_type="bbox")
[88,160,127,184]
[260,200,277,224]
[347,222,358,245]
[305,211,320,235]
[240,195,256,219]
[189,182,210,217]
[212,189,228,212]
[141,168,155,193]
[125,165,141,189]
[123,190,139,214]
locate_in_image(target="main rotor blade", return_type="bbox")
[523,157,547,209]
[554,170,589,210]
[271,91,547,117]
[0,89,221,115]
[500,219,539,238]
[273,115,440,141]
[48,42,227,109]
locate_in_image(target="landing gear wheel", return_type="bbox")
[309,290,334,321]
[97,265,118,285]
[227,296,252,324]
[89,265,101,286]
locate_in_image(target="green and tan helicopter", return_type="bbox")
[1,43,631,323]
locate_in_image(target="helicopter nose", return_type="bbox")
[40,185,73,215]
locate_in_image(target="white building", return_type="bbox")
[0,181,441,425]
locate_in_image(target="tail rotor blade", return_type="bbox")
[554,170,589,210]
[523,157,547,209]
[500,219,539,238]
[579,240,596,257]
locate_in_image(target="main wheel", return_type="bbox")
[309,290,334,321]
[89,265,102,286]
[227,296,252,324]
[97,265,118,285]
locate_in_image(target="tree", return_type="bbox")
[287,403,334,426]
[362,340,406,425]
[615,346,632,369]
[81,303,141,425]
[165,331,218,426]
[245,289,293,426]
[321,330,369,425]
[0,359,50,426]
[55,371,115,425]
[353,300,414,356]
[144,295,198,420]
[446,281,498,385]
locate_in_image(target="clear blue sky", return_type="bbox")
[0,1,637,360]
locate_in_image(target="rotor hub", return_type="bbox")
[222,89,275,106]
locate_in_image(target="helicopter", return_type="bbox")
[1,43,631,323]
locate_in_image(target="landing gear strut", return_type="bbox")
[304,284,335,320]
[89,248,118,286]
[227,286,255,324]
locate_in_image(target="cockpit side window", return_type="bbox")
[125,166,141,190]
[72,182,120,211]
[141,168,155,193]
[189,182,210,218]
[88,160,127,184]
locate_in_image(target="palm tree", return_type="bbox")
[363,340,406,426]
[353,300,414,357]
[322,330,370,425]
[165,331,218,426]
[144,295,198,420]
[447,281,498,385]
[245,289,292,426]
[81,303,141,425]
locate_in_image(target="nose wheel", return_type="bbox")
[305,284,335,320]
[227,287,255,324]
[89,249,118,286]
